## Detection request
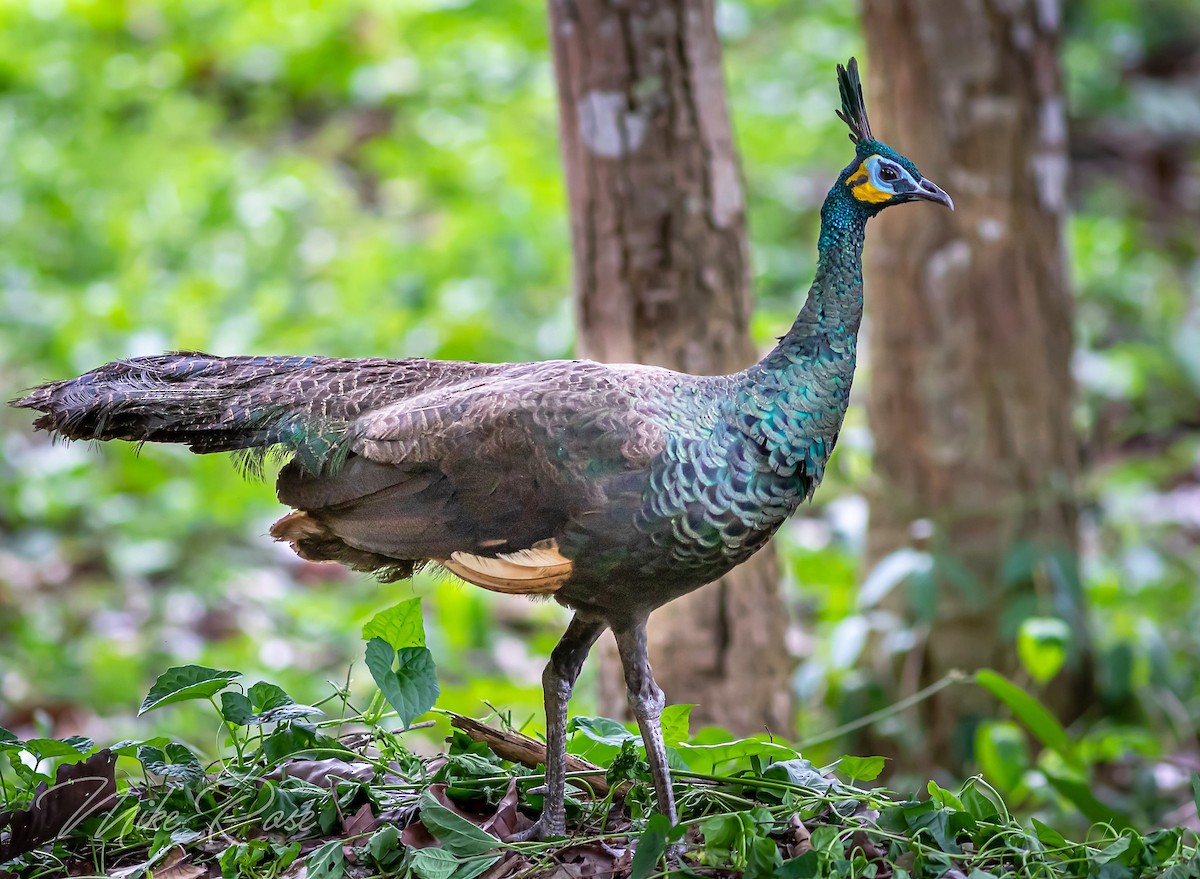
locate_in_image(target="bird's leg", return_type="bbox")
[508,614,605,842]
[613,622,677,827]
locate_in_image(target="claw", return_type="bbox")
[506,816,565,843]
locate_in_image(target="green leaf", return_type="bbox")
[367,825,403,867]
[23,736,94,759]
[808,824,840,855]
[630,814,671,879]
[138,743,203,783]
[1032,818,1069,850]
[908,809,960,854]
[660,704,693,745]
[1017,617,1071,685]
[974,721,1029,794]
[413,848,460,879]
[1191,772,1200,821]
[451,855,502,879]
[700,812,742,865]
[835,755,885,782]
[365,639,440,728]
[418,789,501,855]
[675,738,799,776]
[260,722,349,764]
[223,682,317,726]
[255,703,323,724]
[306,839,346,879]
[926,780,965,812]
[762,758,834,793]
[744,834,783,879]
[959,780,1000,822]
[975,669,1077,765]
[221,691,254,725]
[568,716,638,746]
[248,681,294,713]
[0,727,16,745]
[109,737,171,757]
[779,851,820,878]
[362,597,427,649]
[1044,774,1134,831]
[138,666,241,715]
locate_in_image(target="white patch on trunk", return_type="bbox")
[1031,152,1068,213]
[1039,97,1067,146]
[978,218,1007,241]
[1036,0,1061,31]
[577,90,648,158]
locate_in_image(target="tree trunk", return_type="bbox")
[547,0,792,735]
[861,0,1089,764]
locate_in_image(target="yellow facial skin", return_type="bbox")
[846,157,893,204]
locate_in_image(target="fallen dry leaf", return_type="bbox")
[481,779,529,840]
[268,757,375,789]
[342,802,376,839]
[0,749,117,863]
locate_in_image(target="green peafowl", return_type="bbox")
[12,58,951,839]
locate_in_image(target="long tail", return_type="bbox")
[12,352,358,473]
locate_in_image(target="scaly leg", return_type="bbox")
[613,622,677,826]
[509,614,605,841]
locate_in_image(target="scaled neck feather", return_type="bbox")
[732,182,870,490]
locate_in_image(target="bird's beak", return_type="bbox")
[914,177,954,210]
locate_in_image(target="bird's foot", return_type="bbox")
[506,815,566,843]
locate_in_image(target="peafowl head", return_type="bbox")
[834,58,953,214]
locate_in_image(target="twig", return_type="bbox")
[446,712,611,795]
[794,670,969,750]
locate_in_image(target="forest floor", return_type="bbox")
[2,660,1199,879]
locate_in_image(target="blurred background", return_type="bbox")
[1,0,1198,831]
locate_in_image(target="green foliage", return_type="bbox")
[1,653,1198,877]
[976,670,1079,767]
[1017,616,1072,685]
[364,596,429,650]
[364,638,440,729]
[138,665,242,715]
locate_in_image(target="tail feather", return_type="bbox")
[12,353,352,473]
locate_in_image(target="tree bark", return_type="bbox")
[548,0,792,735]
[861,0,1089,764]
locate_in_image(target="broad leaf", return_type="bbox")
[675,738,799,775]
[109,737,171,758]
[412,848,459,879]
[975,669,1077,765]
[630,814,671,879]
[452,855,502,879]
[362,597,427,649]
[306,839,346,879]
[1016,617,1070,685]
[138,743,203,783]
[220,692,254,725]
[418,789,501,855]
[368,825,403,868]
[23,736,94,759]
[139,666,241,715]
[835,755,885,782]
[567,716,637,746]
[762,757,833,793]
[365,639,440,728]
[974,721,1029,794]
[1044,774,1134,831]
[247,681,294,713]
[660,704,694,745]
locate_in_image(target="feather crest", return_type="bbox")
[835,57,873,144]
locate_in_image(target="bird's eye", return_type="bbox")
[878,165,899,183]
